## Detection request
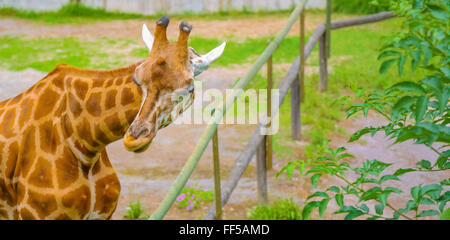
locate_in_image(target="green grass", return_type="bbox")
[0,35,135,71]
[123,199,148,220]
[0,3,300,24]
[0,34,308,72]
[247,198,303,220]
[332,0,391,14]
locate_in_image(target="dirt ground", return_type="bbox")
[0,14,329,40]
[0,15,447,220]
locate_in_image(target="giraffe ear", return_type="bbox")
[142,23,154,53]
[191,42,226,77]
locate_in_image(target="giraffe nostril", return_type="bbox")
[130,126,150,139]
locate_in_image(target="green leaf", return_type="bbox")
[327,186,340,193]
[411,186,421,202]
[393,168,417,176]
[311,174,321,189]
[416,210,440,218]
[388,81,426,94]
[344,209,366,220]
[319,198,330,218]
[415,96,428,123]
[306,191,329,201]
[375,204,384,215]
[441,179,450,186]
[397,55,406,76]
[440,208,450,220]
[416,160,432,169]
[379,59,396,74]
[302,201,319,220]
[378,50,400,60]
[335,194,344,208]
[360,187,382,201]
[360,204,369,213]
[379,175,400,184]
[392,96,416,121]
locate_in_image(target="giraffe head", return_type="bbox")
[124,16,225,152]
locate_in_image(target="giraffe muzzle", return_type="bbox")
[124,123,156,152]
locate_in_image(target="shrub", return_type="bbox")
[279,0,449,220]
[247,198,303,220]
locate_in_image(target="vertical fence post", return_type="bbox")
[300,7,305,103]
[212,128,222,220]
[326,0,332,59]
[319,34,328,92]
[256,136,268,203]
[266,55,273,171]
[290,75,301,140]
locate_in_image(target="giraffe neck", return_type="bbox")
[58,62,144,166]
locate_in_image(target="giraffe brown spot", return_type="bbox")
[27,190,58,219]
[20,126,36,178]
[39,120,60,154]
[28,157,54,188]
[56,147,79,189]
[52,76,65,90]
[92,158,101,175]
[68,92,82,117]
[0,178,15,207]
[105,113,122,136]
[19,207,36,220]
[74,140,97,159]
[74,79,88,100]
[18,98,34,128]
[125,109,139,125]
[34,88,59,119]
[1,108,16,138]
[86,92,102,117]
[0,141,4,165]
[16,181,25,204]
[80,162,90,179]
[5,142,18,180]
[93,173,120,214]
[100,149,112,167]
[104,89,117,110]
[76,118,99,148]
[92,79,104,88]
[55,213,71,220]
[104,78,114,88]
[55,97,66,114]
[94,125,110,145]
[65,77,72,88]
[0,209,8,219]
[62,185,91,219]
[62,114,73,137]
[115,77,123,86]
[121,87,135,106]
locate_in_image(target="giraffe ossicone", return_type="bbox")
[0,16,225,219]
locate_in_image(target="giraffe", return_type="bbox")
[0,16,225,220]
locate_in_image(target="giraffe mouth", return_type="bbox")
[133,141,151,153]
[123,134,154,153]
